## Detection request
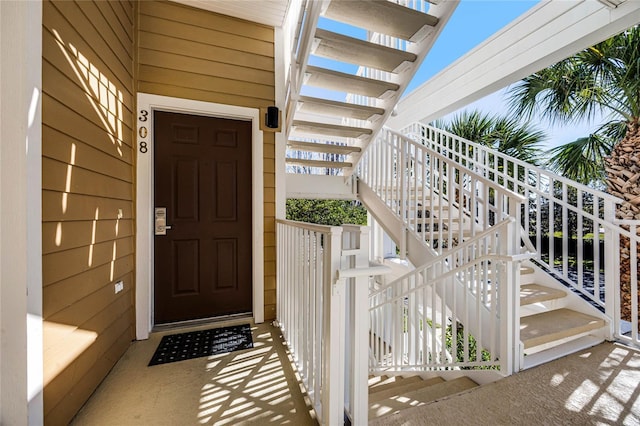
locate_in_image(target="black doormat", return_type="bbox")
[148,324,253,366]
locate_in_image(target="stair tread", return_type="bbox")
[369,376,443,403]
[305,66,399,98]
[292,119,372,138]
[285,158,352,169]
[298,96,385,120]
[520,284,567,306]
[520,308,605,349]
[314,29,417,73]
[369,377,478,419]
[324,0,438,42]
[287,140,361,154]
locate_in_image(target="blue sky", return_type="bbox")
[307,0,602,150]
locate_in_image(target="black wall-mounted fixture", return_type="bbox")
[265,106,279,129]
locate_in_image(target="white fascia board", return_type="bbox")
[286,174,357,200]
[388,0,640,129]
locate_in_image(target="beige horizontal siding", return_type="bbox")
[42,0,135,424]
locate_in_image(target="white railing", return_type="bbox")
[277,220,387,425]
[370,219,520,373]
[359,127,527,256]
[284,0,322,133]
[403,122,640,346]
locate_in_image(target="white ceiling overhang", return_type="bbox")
[170,0,291,27]
[388,0,640,128]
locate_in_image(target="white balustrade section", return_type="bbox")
[402,123,640,345]
[369,219,519,372]
[359,127,527,256]
[277,220,389,425]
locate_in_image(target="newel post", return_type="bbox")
[349,226,370,426]
[322,227,345,425]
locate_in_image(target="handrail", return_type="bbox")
[370,218,514,298]
[384,126,527,205]
[406,123,623,205]
[368,216,518,372]
[359,127,528,261]
[403,122,640,348]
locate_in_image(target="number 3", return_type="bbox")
[139,110,149,122]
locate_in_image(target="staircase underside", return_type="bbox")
[286,0,458,177]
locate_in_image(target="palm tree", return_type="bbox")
[507,25,640,212]
[438,109,546,165]
[507,25,640,323]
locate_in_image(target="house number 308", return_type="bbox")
[139,109,149,153]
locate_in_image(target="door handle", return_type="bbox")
[154,207,172,235]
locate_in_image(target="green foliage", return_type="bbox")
[445,322,493,368]
[286,199,367,226]
[508,25,640,187]
[436,109,547,166]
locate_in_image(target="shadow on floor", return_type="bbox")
[71,321,318,425]
[372,341,640,425]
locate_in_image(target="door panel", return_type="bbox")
[154,111,252,324]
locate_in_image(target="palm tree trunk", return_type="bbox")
[605,119,640,324]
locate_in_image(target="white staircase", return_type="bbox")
[368,375,478,420]
[286,0,458,175]
[518,264,607,369]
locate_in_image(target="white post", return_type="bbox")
[603,200,617,339]
[0,1,43,424]
[323,228,345,426]
[349,227,370,426]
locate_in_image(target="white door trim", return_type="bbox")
[135,93,264,340]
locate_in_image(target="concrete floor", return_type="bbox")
[72,319,640,426]
[71,320,317,425]
[373,341,640,426]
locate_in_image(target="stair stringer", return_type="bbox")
[520,261,610,324]
[360,179,507,367]
[358,179,436,267]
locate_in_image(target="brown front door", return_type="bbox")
[153,111,253,324]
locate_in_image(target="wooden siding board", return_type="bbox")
[138,65,275,101]
[139,32,274,71]
[43,157,133,201]
[138,49,274,86]
[43,256,134,318]
[42,60,134,137]
[75,0,133,62]
[137,82,275,109]
[42,126,132,182]
[43,37,133,116]
[45,326,132,424]
[43,236,134,287]
[140,1,274,42]
[139,14,273,57]
[42,28,134,110]
[113,0,134,28]
[45,2,134,95]
[44,310,133,418]
[43,95,133,163]
[94,0,134,50]
[42,219,133,255]
[43,190,133,223]
[46,273,133,326]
